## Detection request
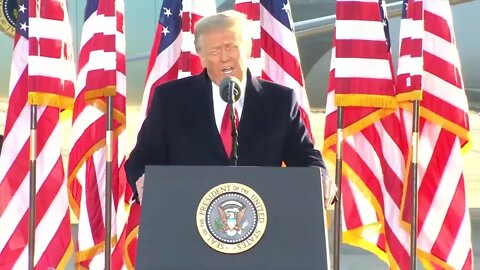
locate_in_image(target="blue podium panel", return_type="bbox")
[137,166,330,270]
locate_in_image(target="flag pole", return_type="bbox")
[29,105,38,270]
[333,106,344,270]
[105,96,114,270]
[410,100,420,270]
[29,2,40,268]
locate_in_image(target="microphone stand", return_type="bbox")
[229,103,239,166]
[228,82,239,166]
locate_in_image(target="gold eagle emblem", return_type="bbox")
[218,206,246,236]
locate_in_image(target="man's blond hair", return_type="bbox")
[194,10,252,53]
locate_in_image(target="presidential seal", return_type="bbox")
[196,182,267,254]
[0,0,16,37]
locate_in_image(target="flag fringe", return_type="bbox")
[417,249,457,270]
[67,124,125,218]
[342,224,390,264]
[124,225,139,270]
[85,86,117,100]
[324,147,404,270]
[396,90,423,102]
[399,137,412,232]
[58,239,74,270]
[399,103,470,145]
[334,94,398,109]
[323,109,396,156]
[74,236,118,267]
[28,92,74,110]
[88,98,127,128]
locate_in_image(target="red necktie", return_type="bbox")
[220,104,239,157]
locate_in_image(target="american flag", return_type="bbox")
[396,0,424,101]
[139,0,182,119]
[67,0,127,268]
[234,0,262,77]
[123,1,216,268]
[179,0,217,77]
[235,0,313,137]
[396,0,414,97]
[323,0,410,268]
[397,0,473,268]
[0,0,74,268]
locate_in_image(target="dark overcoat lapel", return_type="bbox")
[189,71,230,163]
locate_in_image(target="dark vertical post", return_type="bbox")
[105,96,113,270]
[333,106,344,270]
[29,105,38,270]
[410,100,420,270]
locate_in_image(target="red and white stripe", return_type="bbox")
[402,117,473,269]
[324,45,411,270]
[0,0,74,268]
[112,3,129,269]
[68,0,127,268]
[323,0,412,267]
[139,23,181,120]
[397,0,424,100]
[408,0,424,97]
[235,0,262,77]
[334,0,397,106]
[28,3,76,102]
[179,0,216,78]
[235,0,313,136]
[140,0,216,119]
[399,1,472,268]
[396,0,413,96]
[339,112,411,270]
[260,0,313,134]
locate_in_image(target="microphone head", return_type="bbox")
[219,76,241,104]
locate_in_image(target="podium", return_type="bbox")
[136,166,330,270]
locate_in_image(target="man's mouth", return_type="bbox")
[222,67,234,75]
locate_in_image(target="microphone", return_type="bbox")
[219,76,241,104]
[218,76,241,166]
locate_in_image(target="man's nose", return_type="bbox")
[220,48,230,62]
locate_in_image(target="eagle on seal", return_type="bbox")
[218,207,246,236]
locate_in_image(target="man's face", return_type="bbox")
[198,28,251,86]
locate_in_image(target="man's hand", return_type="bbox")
[136,174,145,205]
[322,174,338,209]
